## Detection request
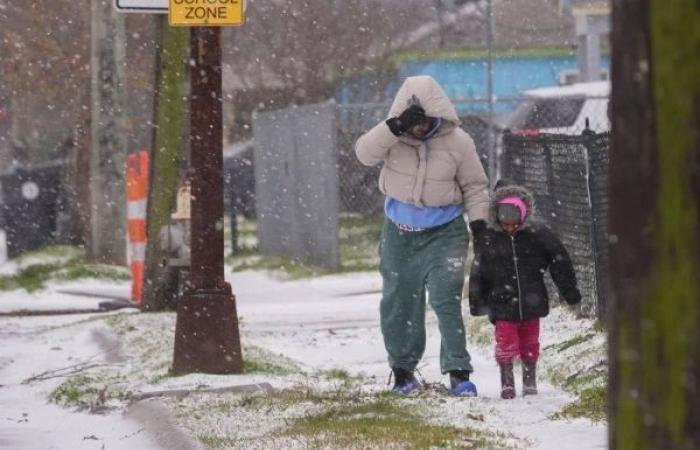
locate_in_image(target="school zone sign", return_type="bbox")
[169,0,244,26]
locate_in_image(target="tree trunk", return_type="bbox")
[143,17,188,311]
[609,1,700,449]
[90,0,127,264]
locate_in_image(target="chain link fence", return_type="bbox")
[336,96,609,214]
[502,131,609,319]
[240,95,609,217]
[245,95,610,298]
[336,103,386,215]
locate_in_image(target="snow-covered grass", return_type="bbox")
[39,309,517,449]
[0,245,83,275]
[45,311,310,411]
[467,304,608,422]
[226,214,382,278]
[169,382,520,449]
[0,245,130,293]
[1,265,607,449]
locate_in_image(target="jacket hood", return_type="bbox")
[389,76,461,127]
[488,185,536,229]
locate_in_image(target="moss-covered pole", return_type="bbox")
[143,17,188,311]
[609,0,700,449]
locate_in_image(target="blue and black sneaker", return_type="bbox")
[390,367,421,395]
[449,370,478,397]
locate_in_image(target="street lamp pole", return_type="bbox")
[172,26,243,375]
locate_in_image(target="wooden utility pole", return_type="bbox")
[608,1,700,449]
[90,0,127,264]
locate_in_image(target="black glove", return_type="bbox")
[385,105,426,136]
[560,288,582,305]
[469,219,487,249]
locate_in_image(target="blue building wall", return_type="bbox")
[338,55,611,114]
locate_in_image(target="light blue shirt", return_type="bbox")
[384,197,463,229]
[384,117,463,228]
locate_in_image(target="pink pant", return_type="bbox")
[494,319,540,363]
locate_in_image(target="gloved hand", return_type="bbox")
[559,296,580,315]
[560,288,582,305]
[469,219,487,250]
[385,105,426,136]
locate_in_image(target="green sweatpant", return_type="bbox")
[379,216,473,374]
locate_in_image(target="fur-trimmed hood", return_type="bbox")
[488,185,536,229]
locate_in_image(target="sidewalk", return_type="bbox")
[231,272,607,450]
[0,279,133,316]
[0,270,607,449]
[0,313,185,450]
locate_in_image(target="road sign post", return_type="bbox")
[118,0,245,375]
[171,14,244,374]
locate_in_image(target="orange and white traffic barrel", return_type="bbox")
[126,151,149,305]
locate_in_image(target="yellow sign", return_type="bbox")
[169,0,243,26]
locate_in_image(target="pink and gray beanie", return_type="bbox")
[497,196,529,224]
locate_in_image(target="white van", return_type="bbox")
[505,81,610,135]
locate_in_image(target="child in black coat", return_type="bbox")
[468,183,581,399]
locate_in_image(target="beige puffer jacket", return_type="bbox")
[355,76,490,221]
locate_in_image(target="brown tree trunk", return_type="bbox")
[609,1,700,449]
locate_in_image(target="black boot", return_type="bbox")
[499,362,515,399]
[522,361,538,396]
[390,367,420,394]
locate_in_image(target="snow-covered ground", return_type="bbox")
[0,269,607,449]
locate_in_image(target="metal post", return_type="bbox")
[577,33,602,82]
[229,185,239,255]
[90,0,127,264]
[436,0,445,48]
[173,26,243,375]
[485,0,496,186]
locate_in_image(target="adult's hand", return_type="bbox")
[385,105,426,136]
[469,219,487,251]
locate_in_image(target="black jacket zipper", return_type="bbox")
[510,235,524,321]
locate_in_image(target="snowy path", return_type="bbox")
[231,271,607,450]
[0,270,607,449]
[0,314,173,450]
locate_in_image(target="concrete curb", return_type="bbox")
[129,383,275,402]
[125,400,206,450]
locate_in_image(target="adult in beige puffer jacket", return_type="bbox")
[355,76,489,396]
[355,76,489,220]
